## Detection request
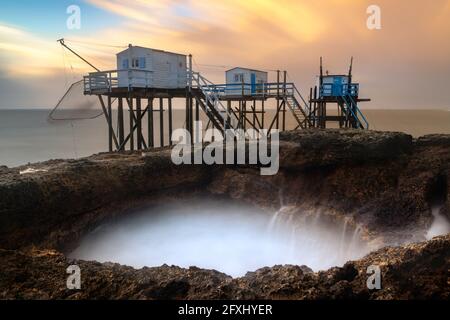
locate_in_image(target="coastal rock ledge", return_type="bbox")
[0,129,449,299]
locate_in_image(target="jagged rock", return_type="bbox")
[0,129,449,299]
[278,129,413,169]
[0,234,448,299]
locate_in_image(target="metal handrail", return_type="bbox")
[341,94,369,129]
[346,94,369,129]
[200,82,298,96]
[289,83,311,115]
[190,71,237,129]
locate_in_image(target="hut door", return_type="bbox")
[332,77,342,96]
[251,73,256,94]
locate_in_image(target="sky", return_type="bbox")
[0,0,449,109]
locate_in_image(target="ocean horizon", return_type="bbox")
[1,108,449,168]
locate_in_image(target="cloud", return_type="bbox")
[1,0,450,108]
[0,22,96,78]
[0,23,57,76]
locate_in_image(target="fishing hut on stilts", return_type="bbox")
[308,57,370,129]
[54,40,370,153]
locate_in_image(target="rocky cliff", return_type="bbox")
[0,129,449,299]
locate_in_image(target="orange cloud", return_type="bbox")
[0,23,64,77]
[1,0,450,109]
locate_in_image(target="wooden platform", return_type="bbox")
[84,87,191,98]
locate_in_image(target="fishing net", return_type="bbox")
[48,80,104,122]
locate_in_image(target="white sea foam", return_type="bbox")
[426,206,450,240]
[69,200,374,277]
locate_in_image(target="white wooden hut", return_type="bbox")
[116,45,187,89]
[225,67,268,95]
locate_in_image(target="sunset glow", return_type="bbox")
[0,0,449,108]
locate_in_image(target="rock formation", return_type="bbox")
[0,129,449,299]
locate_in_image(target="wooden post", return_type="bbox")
[261,100,265,129]
[313,86,318,128]
[252,100,256,131]
[168,98,173,146]
[107,96,113,152]
[243,101,247,130]
[238,101,242,129]
[159,97,164,147]
[309,87,313,128]
[98,95,119,151]
[136,98,142,150]
[276,70,280,130]
[226,100,231,130]
[282,71,287,131]
[322,102,326,128]
[196,99,200,142]
[129,98,134,151]
[118,98,124,150]
[148,98,154,148]
[185,95,190,142]
[190,97,194,143]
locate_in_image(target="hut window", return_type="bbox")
[234,73,244,82]
[139,57,146,69]
[132,58,139,68]
[122,59,129,69]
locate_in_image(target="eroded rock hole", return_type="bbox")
[68,199,375,277]
[425,174,447,207]
[425,174,450,240]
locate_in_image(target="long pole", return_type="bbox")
[57,39,100,72]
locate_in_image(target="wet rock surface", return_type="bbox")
[0,129,449,299]
[0,234,448,299]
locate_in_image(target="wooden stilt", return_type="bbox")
[226,100,231,130]
[118,98,124,150]
[276,70,280,130]
[129,98,134,151]
[185,95,189,142]
[168,98,173,146]
[136,98,142,150]
[148,98,154,148]
[243,101,247,131]
[98,95,119,151]
[238,101,243,129]
[107,96,113,152]
[252,100,256,130]
[261,100,265,129]
[190,97,194,143]
[195,99,200,142]
[313,86,318,128]
[159,97,164,147]
[283,71,287,131]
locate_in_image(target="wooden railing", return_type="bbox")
[83,69,154,93]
